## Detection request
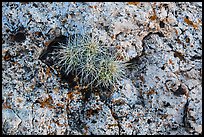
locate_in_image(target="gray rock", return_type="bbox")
[2,109,22,135]
[2,2,202,135]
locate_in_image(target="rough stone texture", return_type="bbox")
[2,2,202,135]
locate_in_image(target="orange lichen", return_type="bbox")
[184,17,198,29]
[128,2,140,6]
[150,14,157,20]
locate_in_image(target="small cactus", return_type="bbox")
[54,33,128,89]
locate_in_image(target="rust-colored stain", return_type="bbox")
[46,67,52,77]
[108,123,118,129]
[83,126,89,135]
[139,75,145,83]
[34,31,41,36]
[128,2,140,6]
[150,3,157,21]
[150,14,157,20]
[175,29,178,35]
[74,90,81,95]
[7,92,13,96]
[86,108,102,117]
[184,17,198,29]
[39,95,54,109]
[116,54,124,61]
[44,41,51,47]
[3,51,11,61]
[30,85,35,90]
[116,45,122,50]
[185,37,190,43]
[111,35,115,40]
[2,102,12,109]
[61,18,67,24]
[155,76,160,81]
[2,49,8,54]
[56,122,64,127]
[11,61,20,66]
[67,92,73,100]
[146,89,156,95]
[74,85,80,90]
[197,19,202,24]
[86,109,94,117]
[89,5,97,9]
[112,99,126,105]
[137,113,144,117]
[40,68,46,83]
[56,103,64,108]
[17,98,23,103]
[127,123,132,128]
[174,51,186,62]
[177,38,182,44]
[53,87,59,93]
[161,114,168,119]
[20,2,29,4]
[169,59,174,65]
[116,52,124,60]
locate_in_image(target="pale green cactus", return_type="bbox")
[54,33,128,89]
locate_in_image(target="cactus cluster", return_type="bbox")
[53,33,128,89]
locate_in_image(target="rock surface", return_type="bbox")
[2,2,202,135]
